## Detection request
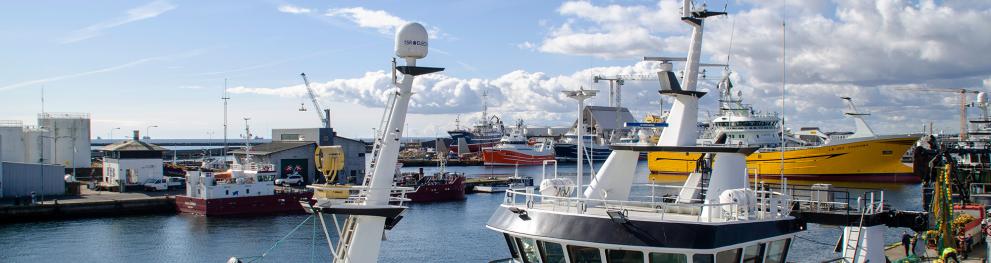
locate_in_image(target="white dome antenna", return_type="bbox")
[395,22,429,59]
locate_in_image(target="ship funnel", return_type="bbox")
[395,23,428,59]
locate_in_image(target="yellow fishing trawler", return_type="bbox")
[648,73,921,183]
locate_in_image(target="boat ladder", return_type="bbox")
[843,199,870,263]
[334,215,361,262]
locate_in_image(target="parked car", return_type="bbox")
[144,177,186,191]
[275,175,304,186]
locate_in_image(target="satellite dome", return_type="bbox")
[395,23,428,59]
[978,92,987,105]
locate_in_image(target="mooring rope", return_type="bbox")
[245,215,314,263]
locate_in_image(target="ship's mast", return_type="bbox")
[222,79,230,167]
[481,89,489,126]
[583,0,724,202]
[339,22,444,263]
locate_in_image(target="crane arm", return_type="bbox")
[300,73,329,128]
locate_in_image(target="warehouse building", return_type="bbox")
[271,128,367,184]
[101,131,166,188]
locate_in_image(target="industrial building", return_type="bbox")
[101,131,166,188]
[230,141,318,184]
[0,112,92,173]
[271,128,367,184]
[0,162,65,198]
[38,113,91,169]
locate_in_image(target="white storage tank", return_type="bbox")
[38,113,91,168]
[22,126,52,164]
[0,120,26,163]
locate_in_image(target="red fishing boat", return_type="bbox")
[395,170,466,202]
[175,121,312,216]
[482,120,555,165]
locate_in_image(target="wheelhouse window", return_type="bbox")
[692,254,714,263]
[538,241,566,263]
[741,243,765,263]
[715,248,741,263]
[503,234,520,259]
[515,237,540,263]
[568,245,603,263]
[763,239,791,263]
[606,249,643,263]
[649,252,687,263]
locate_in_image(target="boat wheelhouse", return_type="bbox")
[487,145,803,263]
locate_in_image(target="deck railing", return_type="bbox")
[308,184,416,206]
[502,185,793,223]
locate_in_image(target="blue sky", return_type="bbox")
[2,0,990,139]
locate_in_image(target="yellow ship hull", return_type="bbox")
[648,135,921,183]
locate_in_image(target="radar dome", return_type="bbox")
[978,92,987,105]
[395,23,428,59]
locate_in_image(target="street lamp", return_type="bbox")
[562,86,597,198]
[146,125,158,140]
[109,127,121,142]
[37,133,70,204]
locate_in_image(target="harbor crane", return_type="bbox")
[887,86,981,140]
[299,73,331,129]
[593,57,728,108]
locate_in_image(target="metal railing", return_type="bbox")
[308,184,416,206]
[503,186,793,223]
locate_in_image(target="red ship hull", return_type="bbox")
[405,176,466,202]
[175,192,313,216]
[482,149,556,165]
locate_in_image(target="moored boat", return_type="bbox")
[176,120,312,216]
[649,73,921,183]
[396,170,466,202]
[482,120,556,165]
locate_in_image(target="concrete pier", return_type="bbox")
[0,188,177,223]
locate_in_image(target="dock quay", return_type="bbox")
[0,188,177,223]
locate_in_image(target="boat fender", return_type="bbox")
[226,257,242,263]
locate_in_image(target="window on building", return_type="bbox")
[281,134,300,141]
[568,245,602,263]
[538,241,566,263]
[763,239,790,263]
[742,243,765,263]
[606,249,644,263]
[649,252,687,263]
[715,248,741,263]
[514,237,540,263]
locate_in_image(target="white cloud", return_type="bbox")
[227,62,675,125]
[324,7,445,38]
[529,0,991,134]
[61,0,176,44]
[517,41,535,50]
[537,0,683,59]
[278,4,311,14]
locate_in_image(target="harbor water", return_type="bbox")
[0,161,924,262]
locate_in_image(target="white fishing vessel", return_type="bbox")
[486,2,926,263]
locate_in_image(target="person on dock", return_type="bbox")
[901,231,912,256]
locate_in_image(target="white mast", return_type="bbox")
[584,0,725,201]
[563,87,597,198]
[339,22,443,263]
[222,79,230,166]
